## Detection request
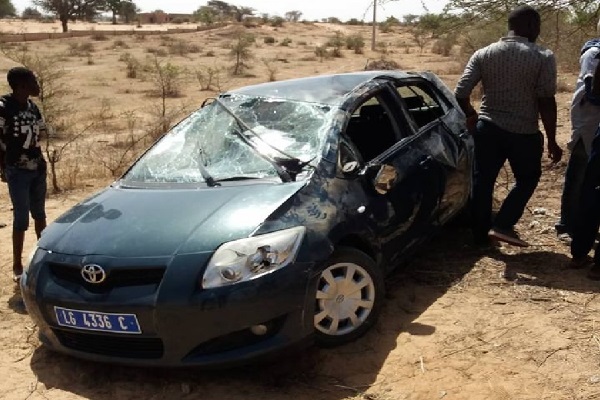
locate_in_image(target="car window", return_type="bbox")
[344,94,400,162]
[394,82,449,130]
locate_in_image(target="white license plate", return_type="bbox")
[54,306,142,334]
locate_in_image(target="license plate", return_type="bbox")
[54,306,142,334]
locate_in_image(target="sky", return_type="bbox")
[10,0,448,22]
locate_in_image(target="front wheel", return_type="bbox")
[314,247,384,347]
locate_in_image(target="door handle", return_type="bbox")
[419,156,433,168]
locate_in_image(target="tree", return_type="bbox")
[146,56,184,134]
[229,30,254,75]
[22,7,43,19]
[33,0,102,32]
[207,0,235,20]
[102,0,135,24]
[0,0,16,18]
[119,0,137,23]
[194,5,217,24]
[232,6,253,22]
[284,10,302,22]
[402,14,419,25]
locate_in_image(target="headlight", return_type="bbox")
[202,226,306,289]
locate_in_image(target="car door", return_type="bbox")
[391,78,472,225]
[342,84,445,267]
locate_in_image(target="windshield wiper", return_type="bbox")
[195,145,220,187]
[214,176,263,183]
[212,98,306,182]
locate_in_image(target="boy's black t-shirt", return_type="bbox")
[0,94,45,170]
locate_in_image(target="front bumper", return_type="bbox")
[21,251,316,367]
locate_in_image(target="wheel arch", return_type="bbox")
[335,234,380,267]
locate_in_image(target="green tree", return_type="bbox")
[402,14,419,25]
[119,0,137,23]
[0,0,16,17]
[194,5,217,24]
[284,10,302,22]
[229,30,254,75]
[22,7,42,19]
[207,0,235,20]
[102,0,135,24]
[232,6,253,22]
[33,0,102,32]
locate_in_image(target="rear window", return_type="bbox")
[395,82,449,130]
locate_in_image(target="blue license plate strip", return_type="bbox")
[54,306,142,334]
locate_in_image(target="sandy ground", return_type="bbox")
[0,20,599,400]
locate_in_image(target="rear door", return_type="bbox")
[390,77,472,225]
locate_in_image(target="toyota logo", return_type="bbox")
[81,264,107,284]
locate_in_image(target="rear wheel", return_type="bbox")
[314,247,384,346]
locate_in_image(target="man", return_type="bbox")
[570,59,600,278]
[455,5,562,248]
[0,67,47,283]
[555,23,600,242]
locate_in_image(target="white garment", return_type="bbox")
[570,46,600,154]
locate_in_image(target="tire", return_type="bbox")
[313,246,385,347]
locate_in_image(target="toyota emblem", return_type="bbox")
[81,264,107,284]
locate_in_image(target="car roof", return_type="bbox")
[224,70,423,106]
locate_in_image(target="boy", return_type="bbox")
[0,67,47,282]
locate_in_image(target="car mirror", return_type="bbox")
[373,165,397,194]
[341,161,360,174]
[338,141,363,177]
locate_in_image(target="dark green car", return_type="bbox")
[21,70,473,366]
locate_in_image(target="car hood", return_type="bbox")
[39,182,306,258]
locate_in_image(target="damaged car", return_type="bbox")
[21,70,473,366]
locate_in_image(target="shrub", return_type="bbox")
[271,17,285,27]
[432,35,456,57]
[280,38,292,46]
[91,31,109,41]
[264,36,276,44]
[119,53,140,79]
[168,40,201,56]
[229,31,255,75]
[263,58,278,82]
[365,58,401,70]
[146,47,168,57]
[331,47,343,58]
[68,42,94,56]
[113,39,130,49]
[326,32,345,48]
[147,57,185,99]
[376,41,388,54]
[193,66,222,91]
[315,45,328,61]
[346,34,365,54]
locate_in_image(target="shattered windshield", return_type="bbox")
[123,95,335,185]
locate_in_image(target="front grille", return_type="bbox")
[49,263,165,291]
[53,329,164,359]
